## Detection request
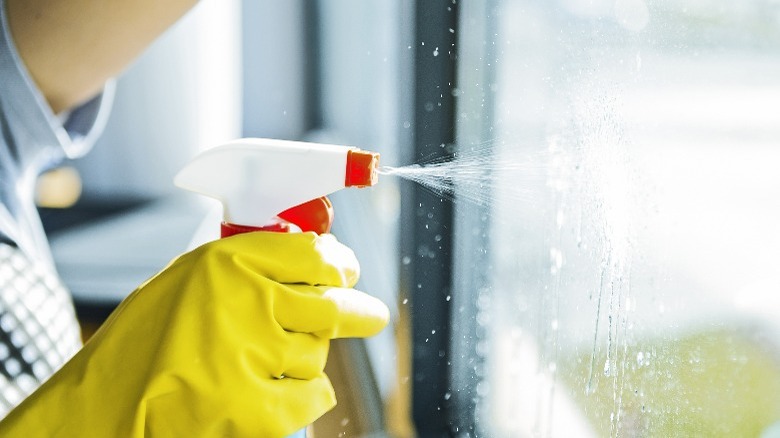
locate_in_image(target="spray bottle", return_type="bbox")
[174,137,380,437]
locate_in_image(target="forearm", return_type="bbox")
[6,0,198,113]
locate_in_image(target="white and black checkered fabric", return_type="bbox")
[0,243,81,415]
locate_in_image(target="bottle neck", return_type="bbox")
[220,220,295,238]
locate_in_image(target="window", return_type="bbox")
[437,0,780,436]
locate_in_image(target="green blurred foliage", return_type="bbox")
[561,328,780,436]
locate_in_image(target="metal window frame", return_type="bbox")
[400,0,498,435]
[400,0,459,435]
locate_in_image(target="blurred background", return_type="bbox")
[38,0,780,436]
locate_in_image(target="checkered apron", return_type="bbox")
[0,243,81,415]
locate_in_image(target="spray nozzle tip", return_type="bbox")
[346,149,380,187]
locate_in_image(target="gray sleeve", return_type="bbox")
[0,0,113,167]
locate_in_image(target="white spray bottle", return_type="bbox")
[174,137,380,438]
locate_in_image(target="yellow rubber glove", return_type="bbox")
[0,232,389,437]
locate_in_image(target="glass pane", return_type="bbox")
[473,1,780,436]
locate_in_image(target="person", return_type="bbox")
[0,0,389,435]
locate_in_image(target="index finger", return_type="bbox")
[211,232,360,287]
[274,285,389,339]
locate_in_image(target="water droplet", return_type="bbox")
[402,298,409,304]
[444,392,452,400]
[433,47,439,57]
[446,295,451,301]
[550,248,563,273]
[476,381,489,397]
[402,256,411,265]
[604,359,611,377]
[431,329,436,335]
[448,28,455,34]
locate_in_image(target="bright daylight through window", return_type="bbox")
[393,0,780,436]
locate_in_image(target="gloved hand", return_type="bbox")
[0,231,389,437]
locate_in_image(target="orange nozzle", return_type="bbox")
[345,149,380,187]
